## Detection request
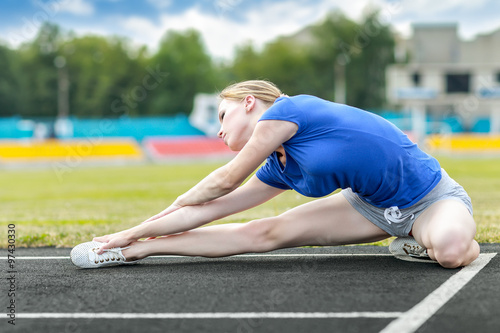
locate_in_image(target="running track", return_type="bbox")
[2,245,499,333]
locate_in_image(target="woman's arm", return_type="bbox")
[139,119,297,226]
[173,119,297,207]
[95,175,286,251]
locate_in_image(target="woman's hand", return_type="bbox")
[93,230,137,254]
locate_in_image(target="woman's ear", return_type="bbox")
[244,95,256,112]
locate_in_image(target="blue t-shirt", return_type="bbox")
[256,95,442,209]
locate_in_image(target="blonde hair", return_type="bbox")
[219,80,284,106]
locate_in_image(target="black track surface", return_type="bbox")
[2,244,499,333]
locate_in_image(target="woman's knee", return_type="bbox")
[239,217,284,253]
[415,200,478,268]
[433,244,466,268]
[432,233,479,268]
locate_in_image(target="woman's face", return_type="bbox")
[217,98,254,151]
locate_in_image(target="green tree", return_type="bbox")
[229,39,318,97]
[259,39,319,97]
[14,23,151,118]
[62,35,148,118]
[17,22,61,117]
[310,9,394,108]
[0,44,24,116]
[2,9,394,120]
[147,29,217,115]
[228,9,395,109]
[308,11,359,101]
[230,42,262,81]
[345,10,395,109]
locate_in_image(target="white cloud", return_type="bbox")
[57,0,94,16]
[146,0,172,10]
[117,15,161,49]
[395,0,489,17]
[6,0,497,58]
[118,0,357,59]
[118,0,417,59]
[2,0,93,47]
[386,0,499,39]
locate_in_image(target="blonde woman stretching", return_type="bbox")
[71,80,479,269]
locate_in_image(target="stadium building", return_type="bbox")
[386,23,500,140]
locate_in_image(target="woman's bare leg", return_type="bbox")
[411,199,479,268]
[122,193,390,260]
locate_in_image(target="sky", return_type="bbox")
[1,0,500,60]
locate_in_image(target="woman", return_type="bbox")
[71,80,479,269]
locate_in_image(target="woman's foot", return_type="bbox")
[389,237,438,263]
[70,241,141,269]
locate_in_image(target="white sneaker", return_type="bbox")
[70,241,140,269]
[389,237,438,263]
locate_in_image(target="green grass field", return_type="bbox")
[1,156,499,248]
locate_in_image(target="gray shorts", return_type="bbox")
[341,169,473,237]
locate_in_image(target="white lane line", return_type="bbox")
[380,253,497,333]
[3,256,70,260]
[0,253,394,260]
[17,312,403,319]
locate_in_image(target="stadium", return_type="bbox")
[1,1,499,332]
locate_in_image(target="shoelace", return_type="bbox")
[383,206,415,225]
[402,242,428,257]
[89,246,130,264]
